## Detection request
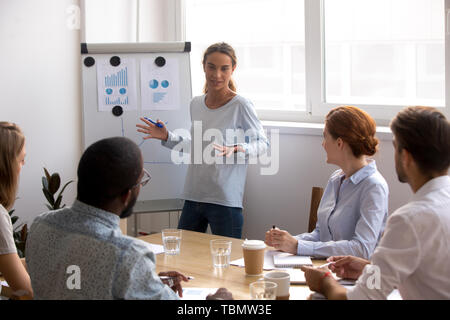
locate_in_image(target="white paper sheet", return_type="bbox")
[230,250,312,270]
[140,58,180,111]
[181,288,218,300]
[146,243,165,255]
[96,58,138,111]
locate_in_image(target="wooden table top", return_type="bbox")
[139,230,325,300]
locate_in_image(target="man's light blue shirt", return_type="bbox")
[295,160,388,259]
[26,200,179,300]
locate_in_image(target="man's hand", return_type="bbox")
[206,288,234,300]
[300,266,347,300]
[159,271,189,297]
[327,256,370,280]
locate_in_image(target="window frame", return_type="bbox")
[181,0,450,124]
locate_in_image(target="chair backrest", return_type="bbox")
[308,187,324,233]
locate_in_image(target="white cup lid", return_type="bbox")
[242,239,266,250]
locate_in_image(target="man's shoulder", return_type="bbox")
[31,207,71,227]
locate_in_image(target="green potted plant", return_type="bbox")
[8,207,27,258]
[42,168,74,210]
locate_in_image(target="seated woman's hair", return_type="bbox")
[326,106,379,158]
[0,122,25,210]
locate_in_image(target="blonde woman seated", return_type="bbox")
[0,122,33,298]
[265,106,388,259]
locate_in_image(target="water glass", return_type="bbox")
[249,281,277,300]
[210,239,232,268]
[162,229,182,255]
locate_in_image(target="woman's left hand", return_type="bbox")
[213,144,244,157]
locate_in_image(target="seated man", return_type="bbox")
[26,137,231,300]
[301,106,450,300]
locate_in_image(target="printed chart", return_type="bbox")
[97,58,138,111]
[140,58,181,111]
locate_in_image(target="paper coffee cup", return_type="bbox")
[242,240,266,275]
[264,271,290,300]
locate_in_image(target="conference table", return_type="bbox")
[139,230,326,300]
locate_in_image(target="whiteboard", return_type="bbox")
[81,42,191,201]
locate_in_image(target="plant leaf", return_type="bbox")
[21,224,27,242]
[8,209,15,217]
[55,180,74,205]
[48,173,61,195]
[54,195,62,210]
[43,188,55,206]
[43,168,51,183]
[11,216,19,225]
[46,204,53,211]
[42,176,48,190]
[13,222,23,232]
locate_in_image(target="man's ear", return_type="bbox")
[401,148,413,169]
[120,189,132,207]
[336,137,344,150]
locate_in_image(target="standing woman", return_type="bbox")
[0,122,33,298]
[137,42,268,239]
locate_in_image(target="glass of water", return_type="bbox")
[162,229,182,255]
[249,281,277,300]
[210,239,232,268]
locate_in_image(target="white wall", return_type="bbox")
[0,0,81,225]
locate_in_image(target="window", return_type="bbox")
[184,0,448,123]
[185,0,307,112]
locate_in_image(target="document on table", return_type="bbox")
[273,252,313,267]
[230,250,312,270]
[146,243,165,255]
[181,288,218,300]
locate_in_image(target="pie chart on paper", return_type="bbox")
[149,79,158,89]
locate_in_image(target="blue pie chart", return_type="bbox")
[106,88,113,95]
[119,88,127,95]
[149,79,158,89]
[161,80,169,88]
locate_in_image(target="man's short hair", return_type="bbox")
[77,137,142,207]
[390,106,450,174]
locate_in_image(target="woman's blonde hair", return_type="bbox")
[0,122,25,210]
[202,42,237,94]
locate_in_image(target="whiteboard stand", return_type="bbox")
[132,199,185,237]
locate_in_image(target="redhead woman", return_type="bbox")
[137,43,268,239]
[0,122,33,298]
[265,106,389,259]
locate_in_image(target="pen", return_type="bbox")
[143,116,164,128]
[317,262,334,269]
[160,276,195,281]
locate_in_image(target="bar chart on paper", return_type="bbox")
[97,58,137,111]
[104,67,128,87]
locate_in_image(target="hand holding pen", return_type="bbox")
[136,117,169,141]
[158,271,192,297]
